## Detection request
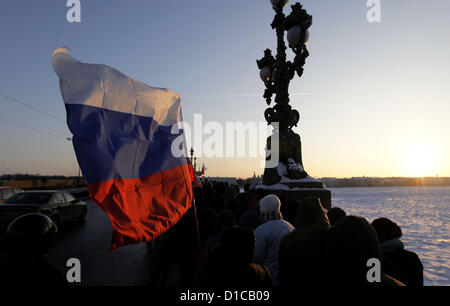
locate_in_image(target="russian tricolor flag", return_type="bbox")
[52,48,193,250]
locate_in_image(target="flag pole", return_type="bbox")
[191,198,205,283]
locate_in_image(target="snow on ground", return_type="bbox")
[255,161,323,190]
[331,186,450,286]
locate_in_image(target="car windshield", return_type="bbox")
[4,192,52,204]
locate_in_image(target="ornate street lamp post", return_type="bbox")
[190,147,198,173]
[190,147,194,164]
[257,0,316,186]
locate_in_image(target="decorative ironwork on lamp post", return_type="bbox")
[257,0,313,185]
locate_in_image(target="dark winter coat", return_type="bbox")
[381,239,424,287]
[278,197,330,286]
[321,216,405,287]
[371,217,424,287]
[204,226,271,288]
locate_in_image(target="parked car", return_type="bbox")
[0,190,87,231]
[0,187,23,203]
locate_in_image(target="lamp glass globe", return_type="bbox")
[260,66,272,82]
[270,0,289,9]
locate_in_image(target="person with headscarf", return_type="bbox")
[278,196,330,286]
[371,217,423,287]
[321,216,405,287]
[204,226,271,287]
[254,194,294,286]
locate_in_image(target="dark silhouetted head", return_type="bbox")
[327,207,347,226]
[295,196,330,229]
[214,210,236,233]
[321,215,382,287]
[371,217,402,243]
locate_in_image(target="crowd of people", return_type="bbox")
[149,180,424,287]
[0,179,424,287]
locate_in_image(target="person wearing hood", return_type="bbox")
[278,196,330,286]
[371,217,423,287]
[321,215,405,287]
[254,194,294,286]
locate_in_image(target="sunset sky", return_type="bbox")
[0,0,449,179]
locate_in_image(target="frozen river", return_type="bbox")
[331,186,450,286]
[36,186,450,286]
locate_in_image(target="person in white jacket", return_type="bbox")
[254,194,294,286]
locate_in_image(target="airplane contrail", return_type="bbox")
[183,93,310,99]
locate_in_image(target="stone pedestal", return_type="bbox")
[259,130,331,209]
[254,187,331,210]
